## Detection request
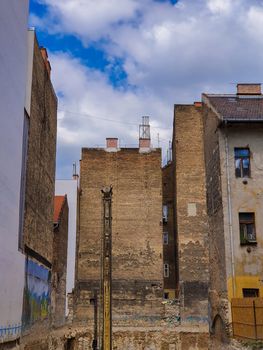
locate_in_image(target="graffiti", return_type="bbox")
[22,258,51,328]
[0,323,21,340]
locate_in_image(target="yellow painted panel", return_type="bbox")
[227,275,263,300]
[164,289,176,299]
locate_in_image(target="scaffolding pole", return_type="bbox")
[101,186,112,350]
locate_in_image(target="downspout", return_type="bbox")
[224,123,236,297]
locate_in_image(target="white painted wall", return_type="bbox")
[0,0,29,341]
[55,179,78,313]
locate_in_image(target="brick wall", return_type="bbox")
[23,35,57,264]
[173,105,209,321]
[52,196,69,327]
[202,103,229,340]
[74,148,164,324]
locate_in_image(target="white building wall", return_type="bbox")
[55,179,78,313]
[0,0,29,341]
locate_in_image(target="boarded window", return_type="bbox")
[235,148,250,178]
[164,263,169,278]
[163,232,168,245]
[239,213,256,244]
[243,288,259,298]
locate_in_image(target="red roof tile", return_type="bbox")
[54,195,66,223]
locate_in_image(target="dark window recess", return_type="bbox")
[234,148,250,178]
[243,288,259,298]
[164,292,169,299]
[239,213,256,244]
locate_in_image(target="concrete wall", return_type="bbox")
[75,147,163,324]
[55,179,78,313]
[0,0,29,342]
[173,105,209,322]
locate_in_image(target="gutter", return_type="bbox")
[224,121,236,297]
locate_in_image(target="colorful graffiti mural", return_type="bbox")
[22,258,51,328]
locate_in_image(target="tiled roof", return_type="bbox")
[204,94,263,121]
[54,195,66,223]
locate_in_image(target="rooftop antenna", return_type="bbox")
[139,116,150,140]
[72,162,79,180]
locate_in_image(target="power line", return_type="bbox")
[58,108,171,130]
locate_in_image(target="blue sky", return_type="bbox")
[29,0,263,178]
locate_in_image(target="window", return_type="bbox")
[163,232,169,245]
[243,288,259,298]
[234,148,250,178]
[239,213,256,244]
[164,292,169,299]
[164,263,169,278]
[163,205,168,223]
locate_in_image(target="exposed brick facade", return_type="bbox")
[22,34,57,264]
[172,105,209,321]
[52,195,69,327]
[74,147,164,324]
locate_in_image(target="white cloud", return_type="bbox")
[31,0,263,176]
[49,53,171,176]
[206,0,233,14]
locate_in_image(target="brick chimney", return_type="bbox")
[237,83,261,95]
[40,47,51,77]
[106,138,118,152]
[139,116,151,152]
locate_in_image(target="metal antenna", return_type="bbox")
[139,116,150,140]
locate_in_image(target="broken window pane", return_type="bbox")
[239,213,256,244]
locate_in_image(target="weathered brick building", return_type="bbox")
[53,195,69,327]
[74,128,164,326]
[202,84,263,343]
[21,30,57,330]
[172,104,209,322]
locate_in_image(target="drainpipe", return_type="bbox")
[224,124,236,297]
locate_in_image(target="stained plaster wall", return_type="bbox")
[218,124,263,298]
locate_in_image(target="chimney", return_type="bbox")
[194,101,202,107]
[106,138,118,152]
[139,116,151,152]
[237,83,261,95]
[40,47,51,77]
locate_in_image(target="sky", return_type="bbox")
[29,0,263,178]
